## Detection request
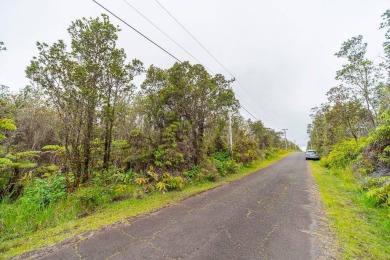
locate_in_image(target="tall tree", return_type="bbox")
[26,14,140,186]
[335,35,382,127]
[380,9,390,76]
[141,62,238,166]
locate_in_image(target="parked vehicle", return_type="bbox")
[305,150,320,160]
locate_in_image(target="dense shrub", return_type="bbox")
[365,111,390,168]
[366,182,390,206]
[321,138,367,169]
[22,175,66,208]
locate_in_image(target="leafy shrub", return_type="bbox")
[112,169,133,184]
[72,186,112,215]
[155,181,168,192]
[321,138,367,169]
[160,173,184,190]
[213,151,230,161]
[213,156,240,176]
[366,182,390,206]
[183,165,200,179]
[22,175,66,208]
[233,132,259,165]
[110,184,134,201]
[364,111,390,168]
[360,177,390,191]
[263,147,278,159]
[225,159,240,174]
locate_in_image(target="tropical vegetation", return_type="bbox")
[0,14,295,255]
[307,9,390,258]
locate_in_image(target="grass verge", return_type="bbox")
[1,151,291,259]
[309,161,390,259]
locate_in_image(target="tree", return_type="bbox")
[335,35,382,127]
[326,85,371,142]
[26,14,141,186]
[380,9,390,76]
[141,62,238,166]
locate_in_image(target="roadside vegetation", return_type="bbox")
[0,151,291,258]
[308,10,390,259]
[0,15,298,257]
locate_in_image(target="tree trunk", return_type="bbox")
[82,106,94,183]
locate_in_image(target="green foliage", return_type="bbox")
[263,147,278,159]
[13,151,41,159]
[0,157,12,167]
[0,118,16,140]
[112,169,133,184]
[310,162,390,259]
[34,164,60,176]
[361,177,390,206]
[321,138,367,169]
[22,175,66,208]
[213,151,230,161]
[164,175,184,190]
[153,122,186,169]
[72,186,112,215]
[366,182,390,206]
[360,176,390,190]
[183,165,200,179]
[41,145,64,152]
[155,181,168,193]
[367,111,390,167]
[213,158,240,176]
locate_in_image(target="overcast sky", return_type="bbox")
[0,0,389,149]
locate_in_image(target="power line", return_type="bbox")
[154,0,233,78]
[92,0,181,63]
[121,0,213,72]
[153,0,280,125]
[93,0,260,122]
[240,106,259,121]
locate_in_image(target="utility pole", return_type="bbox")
[282,128,288,150]
[228,110,233,156]
[293,140,297,151]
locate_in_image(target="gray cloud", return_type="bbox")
[0,0,388,148]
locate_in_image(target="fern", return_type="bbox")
[134,177,149,186]
[155,181,168,192]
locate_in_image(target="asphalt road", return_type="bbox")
[28,152,336,260]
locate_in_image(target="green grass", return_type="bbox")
[309,161,390,259]
[0,151,291,259]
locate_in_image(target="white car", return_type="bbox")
[305,150,320,160]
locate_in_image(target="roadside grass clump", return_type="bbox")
[0,150,291,259]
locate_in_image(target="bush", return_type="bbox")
[322,138,367,169]
[366,111,390,168]
[366,182,390,206]
[213,158,240,176]
[72,185,112,215]
[263,147,278,159]
[22,175,66,208]
[183,165,200,179]
[165,176,184,190]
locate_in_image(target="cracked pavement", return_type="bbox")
[24,152,337,259]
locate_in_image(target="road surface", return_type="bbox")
[26,152,337,259]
